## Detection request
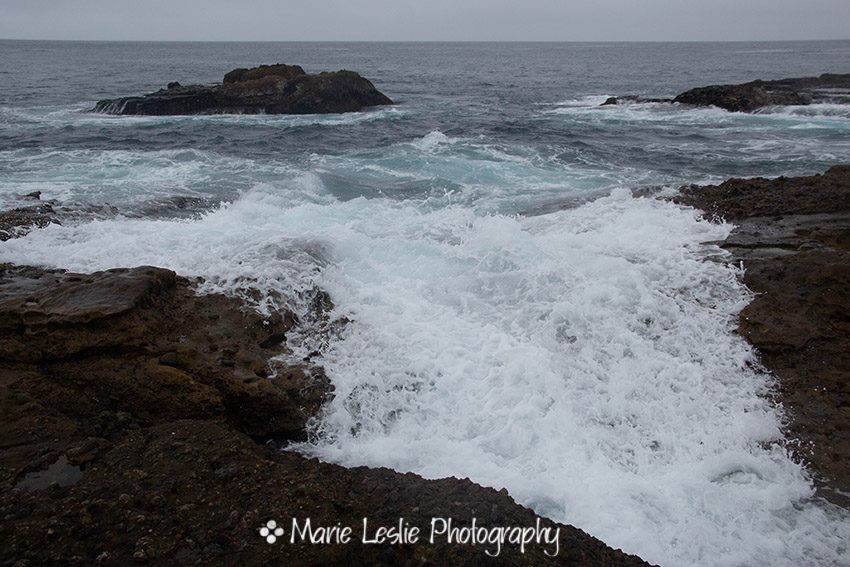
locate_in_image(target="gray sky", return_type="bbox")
[1,0,848,42]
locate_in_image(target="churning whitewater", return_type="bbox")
[5,153,850,565]
[2,40,850,566]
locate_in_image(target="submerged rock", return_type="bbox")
[93,63,393,116]
[0,203,59,241]
[600,95,672,106]
[672,73,850,112]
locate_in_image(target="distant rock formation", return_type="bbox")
[93,64,393,115]
[672,73,850,112]
[599,73,850,113]
[600,95,672,106]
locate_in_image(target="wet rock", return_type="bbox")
[1,420,648,565]
[129,195,213,219]
[0,264,330,442]
[157,352,179,367]
[0,222,646,564]
[675,165,850,220]
[0,204,59,241]
[93,64,393,116]
[66,437,110,466]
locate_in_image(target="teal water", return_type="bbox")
[2,40,850,211]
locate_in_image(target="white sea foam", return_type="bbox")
[410,130,455,151]
[2,184,848,566]
[295,191,850,566]
[755,103,850,122]
[0,181,334,313]
[548,98,850,131]
[0,147,322,208]
[5,103,407,130]
[547,101,738,126]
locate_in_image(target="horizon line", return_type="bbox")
[2,37,850,44]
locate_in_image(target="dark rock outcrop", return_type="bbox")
[0,203,59,241]
[0,261,647,565]
[675,165,850,506]
[93,64,393,116]
[600,95,672,106]
[673,73,850,112]
[0,199,138,241]
[675,165,850,220]
[0,265,326,441]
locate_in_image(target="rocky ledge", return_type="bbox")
[92,63,393,116]
[676,165,850,505]
[0,262,646,565]
[601,73,850,112]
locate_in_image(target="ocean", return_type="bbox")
[2,40,850,565]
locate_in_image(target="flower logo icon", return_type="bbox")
[259,520,284,544]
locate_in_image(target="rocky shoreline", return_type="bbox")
[2,165,850,565]
[675,165,850,506]
[0,265,647,564]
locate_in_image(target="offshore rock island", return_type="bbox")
[93,64,394,116]
[602,72,850,112]
[673,73,850,112]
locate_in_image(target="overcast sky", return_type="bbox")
[1,0,848,42]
